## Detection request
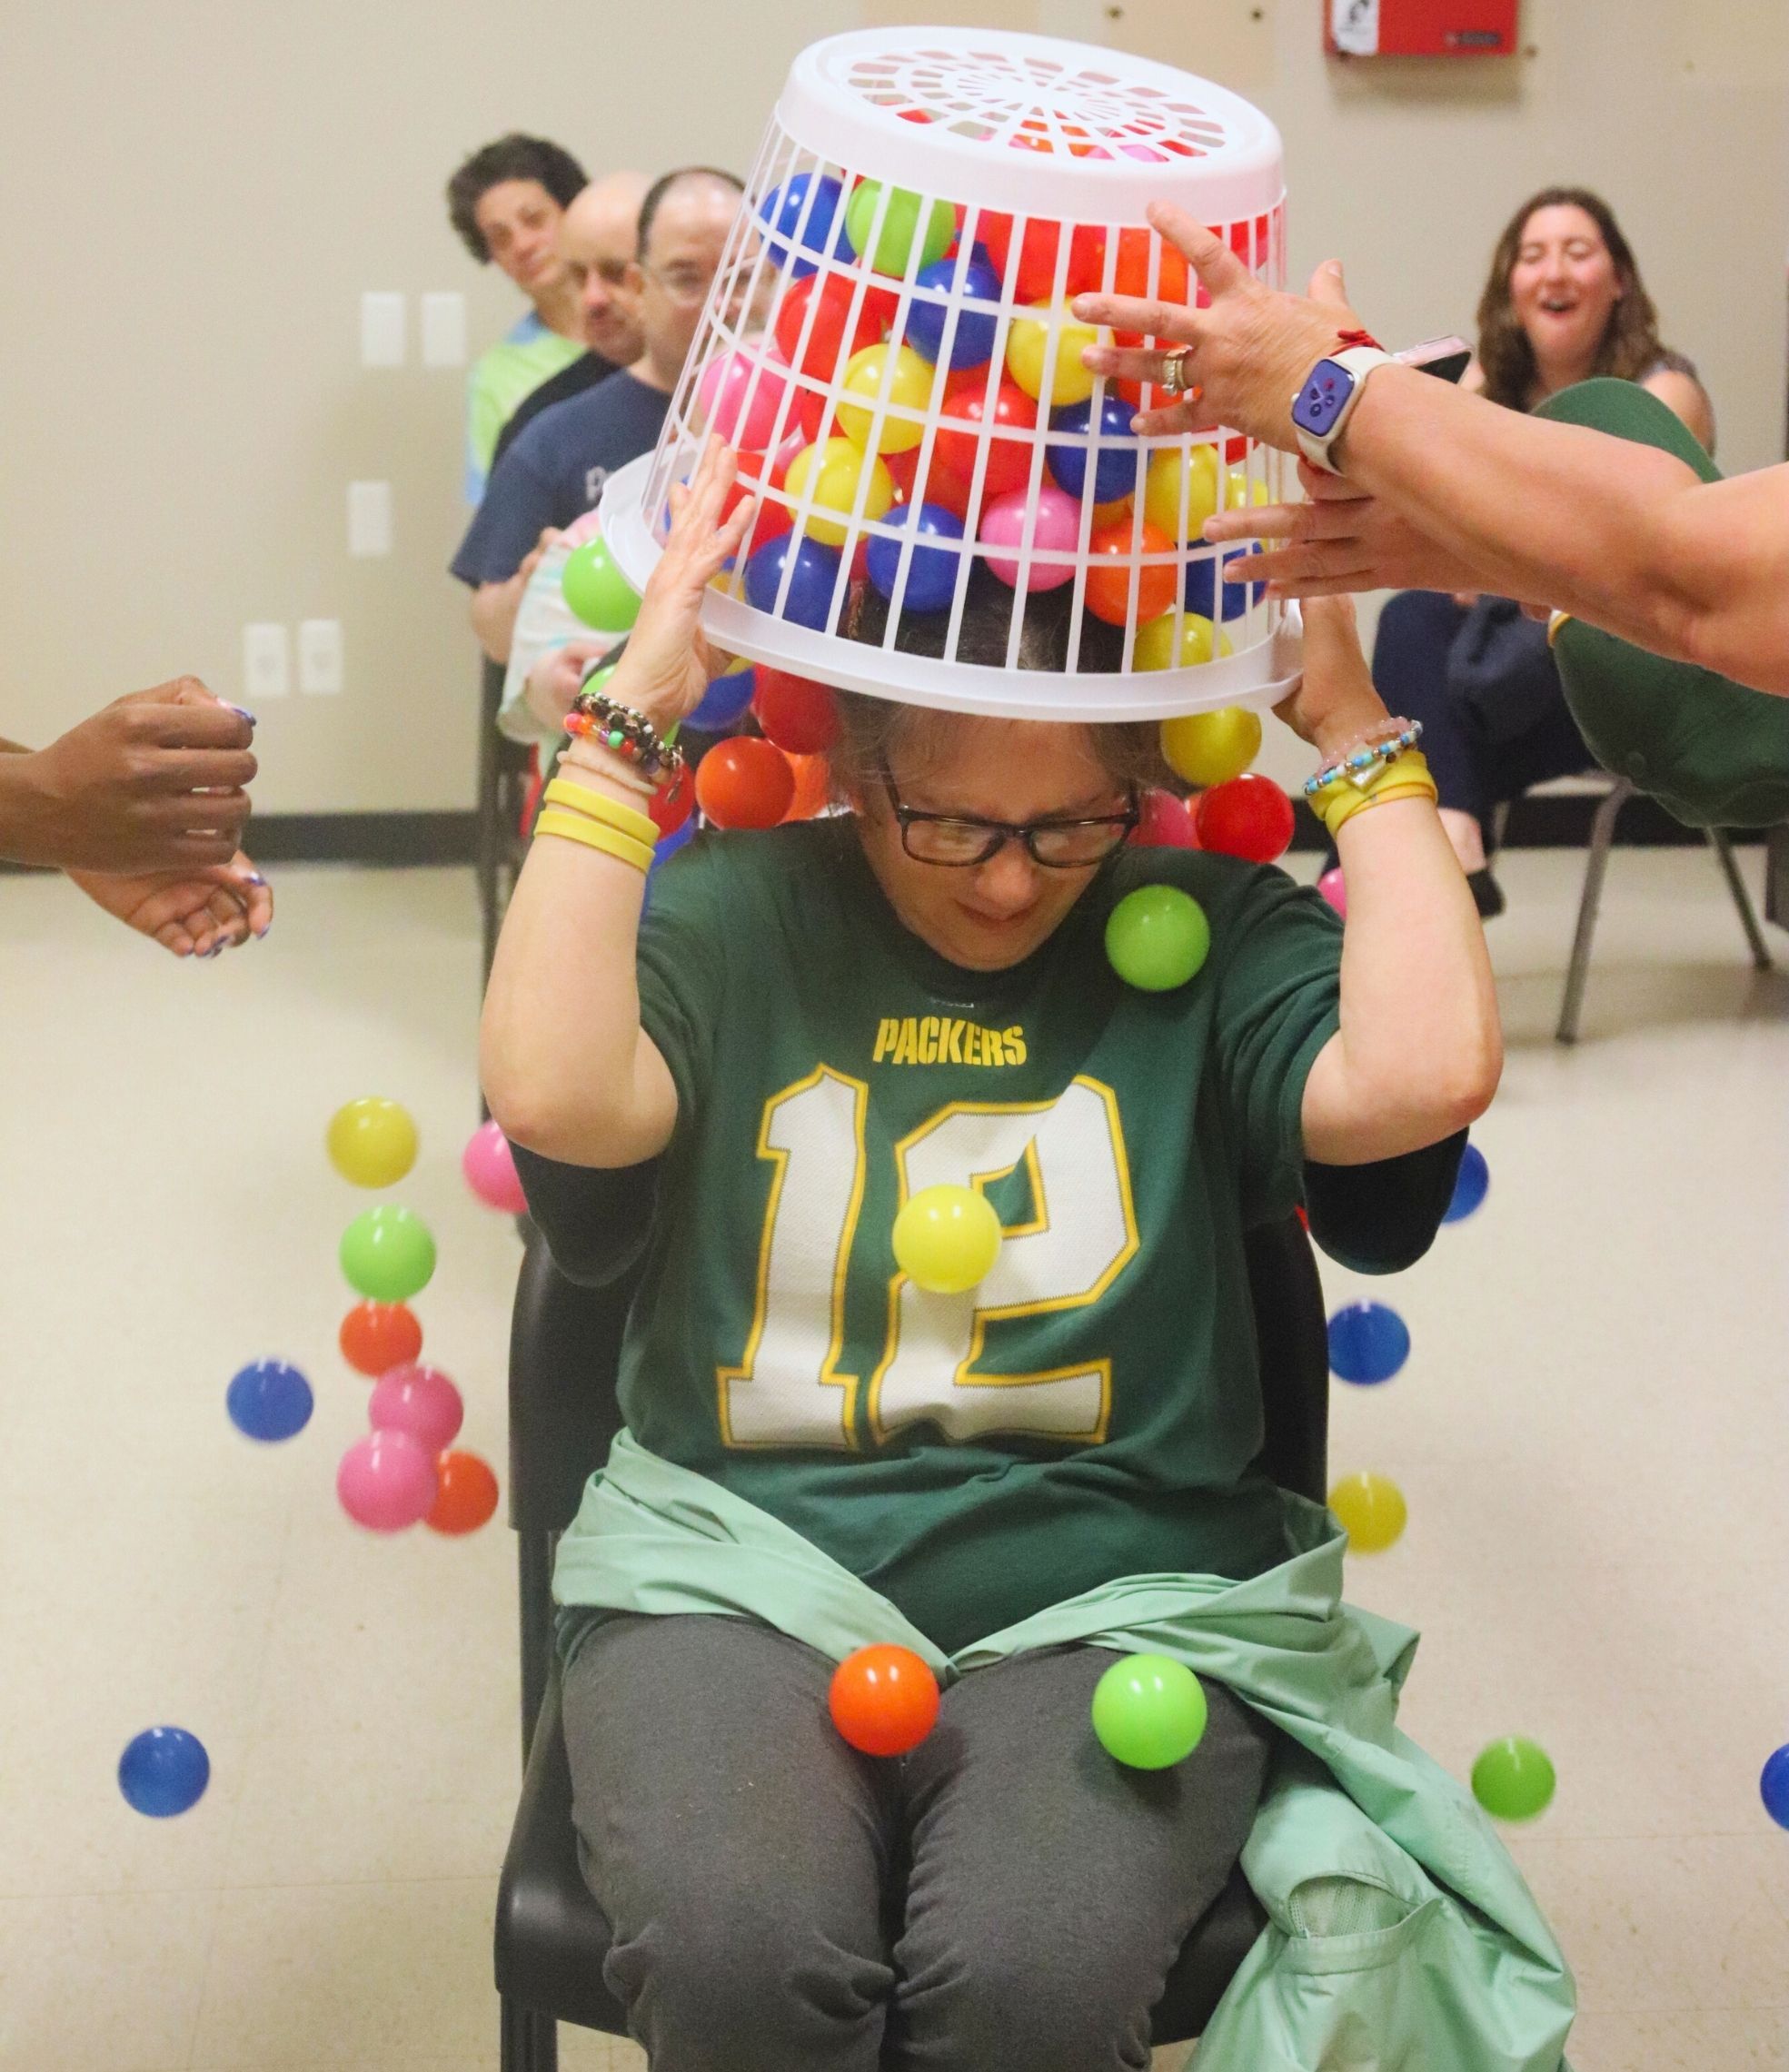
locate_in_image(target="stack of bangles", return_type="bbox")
[534,683,690,875]
[1301,720,1437,839]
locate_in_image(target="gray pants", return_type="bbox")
[562,1613,1273,2072]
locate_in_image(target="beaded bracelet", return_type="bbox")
[567,684,686,786]
[1303,719,1425,801]
[1319,754,1438,839]
[532,808,656,875]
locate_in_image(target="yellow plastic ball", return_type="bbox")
[327,1098,419,1189]
[783,438,895,548]
[892,1185,1003,1295]
[1133,612,1234,673]
[837,344,934,454]
[1327,1471,1408,1554]
[1159,708,1263,788]
[1005,302,1098,409]
[1222,466,1271,514]
[1144,445,1221,542]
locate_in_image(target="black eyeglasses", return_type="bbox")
[880,768,1138,869]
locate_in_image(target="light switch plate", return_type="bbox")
[243,623,290,700]
[298,619,343,695]
[360,291,406,368]
[347,481,392,557]
[421,292,468,367]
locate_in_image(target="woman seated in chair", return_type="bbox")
[482,441,1571,2072]
[1372,184,1715,917]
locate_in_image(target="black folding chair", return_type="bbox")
[493,1213,1332,2070]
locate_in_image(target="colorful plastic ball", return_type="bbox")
[118,1725,210,1818]
[837,343,934,453]
[1222,466,1271,518]
[1133,611,1230,673]
[1184,548,1264,620]
[1143,446,1221,543]
[368,1363,464,1456]
[1471,1737,1556,1822]
[757,170,849,276]
[1195,773,1294,864]
[892,1183,1002,1294]
[1105,885,1210,992]
[648,768,695,838]
[427,1450,501,1536]
[339,1301,422,1379]
[1083,519,1178,626]
[1129,789,1199,849]
[829,1643,941,1756]
[326,1097,417,1189]
[865,501,965,613]
[752,669,839,755]
[1110,226,1190,305]
[226,1360,313,1443]
[337,1429,439,1532]
[649,814,698,874]
[773,272,899,382]
[1160,708,1262,789]
[906,256,999,369]
[1327,1301,1410,1385]
[744,531,842,630]
[976,211,1108,302]
[1760,1744,1789,1829]
[340,1205,437,1304]
[979,485,1078,590]
[783,438,895,549]
[1443,1142,1490,1224]
[1047,393,1142,504]
[695,737,796,830]
[686,664,758,731]
[933,382,1039,499]
[1006,302,1098,410]
[1091,1654,1208,1770]
[1327,1471,1408,1554]
[696,344,790,451]
[462,1119,528,1214]
[1317,867,1347,917]
[561,536,641,634]
[846,179,955,280]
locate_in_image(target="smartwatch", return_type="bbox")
[1290,345,1393,473]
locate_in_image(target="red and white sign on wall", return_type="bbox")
[1327,0,1520,56]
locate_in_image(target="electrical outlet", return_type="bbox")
[421,292,467,367]
[360,292,406,367]
[298,619,343,695]
[243,623,290,700]
[347,481,392,557]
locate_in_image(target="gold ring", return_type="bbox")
[1159,346,1195,396]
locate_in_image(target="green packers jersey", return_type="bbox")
[586,820,1342,1654]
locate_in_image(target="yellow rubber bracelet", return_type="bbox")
[1323,769,1439,839]
[533,808,655,874]
[1545,610,1574,648]
[542,777,659,848]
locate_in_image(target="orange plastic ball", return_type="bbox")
[1083,520,1178,627]
[781,752,833,824]
[694,737,796,830]
[829,1644,941,1756]
[426,1450,500,1535]
[339,1301,422,1379]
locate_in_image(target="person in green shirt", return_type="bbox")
[482,444,1547,2072]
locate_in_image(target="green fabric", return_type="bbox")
[595,819,1342,1653]
[1533,379,1789,827]
[555,1433,1575,2072]
[467,321,586,492]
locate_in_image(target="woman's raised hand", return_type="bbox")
[1272,596,1389,758]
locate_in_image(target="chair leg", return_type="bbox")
[1556,779,1634,1044]
[1705,828,1773,971]
[501,1995,558,2072]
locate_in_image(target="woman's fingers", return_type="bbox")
[1148,203,1251,299]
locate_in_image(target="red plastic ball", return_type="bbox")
[828,1644,941,1756]
[694,737,796,830]
[1195,772,1295,864]
[1082,520,1178,626]
[753,668,839,754]
[973,210,1108,301]
[774,273,899,382]
[648,768,695,838]
[339,1301,422,1379]
[886,441,973,519]
[1128,788,1199,849]
[426,1450,500,1535]
[933,382,1039,499]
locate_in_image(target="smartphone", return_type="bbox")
[1395,334,1473,384]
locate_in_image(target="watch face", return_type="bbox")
[1293,359,1354,438]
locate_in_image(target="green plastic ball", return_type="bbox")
[561,538,641,633]
[1090,1654,1208,1770]
[340,1205,437,1304]
[1470,1737,1556,1822]
[1105,885,1211,992]
[846,180,955,281]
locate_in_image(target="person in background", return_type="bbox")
[445,132,591,502]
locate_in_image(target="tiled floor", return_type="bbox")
[0,844,1783,2071]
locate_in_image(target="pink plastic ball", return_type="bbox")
[462,1120,528,1214]
[696,345,790,451]
[367,1363,464,1455]
[336,1430,439,1532]
[980,485,1078,590]
[1317,867,1347,917]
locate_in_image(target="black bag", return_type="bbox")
[1445,595,1562,747]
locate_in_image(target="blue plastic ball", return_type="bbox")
[1762,1744,1789,1829]
[225,1360,313,1442]
[1443,1142,1491,1224]
[1184,549,1263,621]
[905,256,1000,369]
[1048,395,1142,505]
[686,667,757,732]
[119,1726,210,1818]
[866,501,965,614]
[744,533,843,630]
[757,172,850,277]
[1327,1302,1411,1385]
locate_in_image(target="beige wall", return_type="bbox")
[2,0,1783,815]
